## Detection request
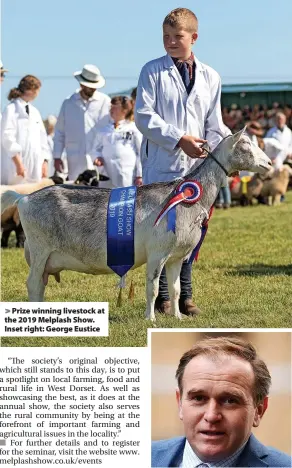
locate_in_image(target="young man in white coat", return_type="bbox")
[135,8,230,316]
[53,64,111,181]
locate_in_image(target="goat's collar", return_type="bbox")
[203,148,229,176]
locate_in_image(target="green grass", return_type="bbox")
[1,193,292,347]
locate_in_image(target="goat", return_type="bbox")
[1,128,271,320]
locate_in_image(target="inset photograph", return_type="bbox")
[151,330,291,467]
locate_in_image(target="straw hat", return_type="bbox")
[74,64,105,89]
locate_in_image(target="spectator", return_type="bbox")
[44,115,57,177]
[92,96,142,188]
[129,87,137,122]
[247,122,287,171]
[0,60,8,121]
[1,75,50,184]
[246,120,263,146]
[135,7,230,316]
[265,112,292,154]
[53,64,110,181]
[216,185,231,209]
[0,59,8,85]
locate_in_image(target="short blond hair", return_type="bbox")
[163,8,198,33]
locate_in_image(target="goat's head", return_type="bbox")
[217,128,272,175]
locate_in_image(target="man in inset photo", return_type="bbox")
[152,335,291,467]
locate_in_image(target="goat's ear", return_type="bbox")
[232,126,247,147]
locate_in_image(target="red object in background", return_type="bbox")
[230,176,241,191]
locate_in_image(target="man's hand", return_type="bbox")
[54,158,63,173]
[134,177,143,186]
[42,161,48,178]
[12,154,25,177]
[177,135,207,158]
[94,157,104,166]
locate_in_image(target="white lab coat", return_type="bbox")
[1,98,51,184]
[135,54,231,183]
[91,120,142,188]
[47,133,69,178]
[53,90,111,181]
[265,125,292,152]
[263,137,287,170]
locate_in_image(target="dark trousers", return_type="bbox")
[158,260,193,301]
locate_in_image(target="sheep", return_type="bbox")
[1,128,271,320]
[260,165,292,205]
[1,171,110,247]
[1,179,54,248]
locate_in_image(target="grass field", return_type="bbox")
[1,193,292,347]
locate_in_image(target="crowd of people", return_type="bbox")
[1,58,291,197]
[222,102,292,133]
[0,62,141,188]
[1,6,292,318]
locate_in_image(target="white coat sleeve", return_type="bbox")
[135,66,185,151]
[204,76,231,151]
[133,128,142,178]
[96,96,111,129]
[89,131,103,163]
[1,105,22,157]
[53,101,66,159]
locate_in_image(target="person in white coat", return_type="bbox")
[135,7,231,317]
[265,112,292,156]
[1,75,51,185]
[247,121,288,170]
[53,64,111,181]
[91,96,142,188]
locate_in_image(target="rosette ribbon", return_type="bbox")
[154,180,203,233]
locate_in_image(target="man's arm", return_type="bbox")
[1,105,25,176]
[53,102,66,160]
[135,65,185,152]
[135,65,205,156]
[132,128,142,184]
[204,75,231,151]
[96,95,111,128]
[39,113,51,177]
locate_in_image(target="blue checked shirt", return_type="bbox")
[180,439,248,468]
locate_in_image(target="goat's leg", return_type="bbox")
[165,259,183,320]
[26,251,50,302]
[145,258,166,321]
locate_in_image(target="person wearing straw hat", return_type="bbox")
[53,64,111,181]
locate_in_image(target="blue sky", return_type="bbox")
[1,0,291,118]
